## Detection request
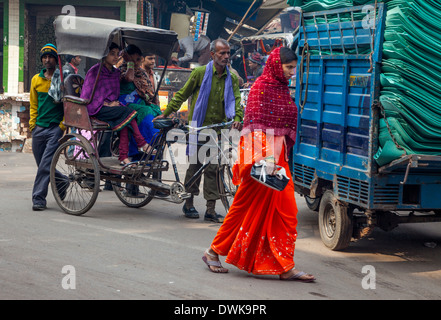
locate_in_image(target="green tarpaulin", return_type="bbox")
[290,0,441,166]
[287,0,391,11]
[375,0,441,165]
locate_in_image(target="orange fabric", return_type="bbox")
[211,131,298,275]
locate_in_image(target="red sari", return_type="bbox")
[211,47,298,275]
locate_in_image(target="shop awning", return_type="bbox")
[212,0,289,30]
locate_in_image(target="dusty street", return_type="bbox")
[1,152,441,303]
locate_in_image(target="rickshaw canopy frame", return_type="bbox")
[53,15,178,60]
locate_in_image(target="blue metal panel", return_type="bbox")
[293,4,387,208]
[294,4,441,211]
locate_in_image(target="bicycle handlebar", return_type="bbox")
[185,120,235,132]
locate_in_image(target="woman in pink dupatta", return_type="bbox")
[202,47,315,282]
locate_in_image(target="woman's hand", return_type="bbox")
[120,50,131,63]
[104,100,120,107]
[264,156,277,175]
[232,121,242,130]
[265,161,277,176]
[120,50,136,82]
[153,114,166,121]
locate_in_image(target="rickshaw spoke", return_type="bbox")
[50,140,100,215]
[217,164,237,214]
[112,172,160,208]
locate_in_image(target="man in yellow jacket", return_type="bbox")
[29,44,68,211]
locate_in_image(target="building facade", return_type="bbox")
[0,0,139,152]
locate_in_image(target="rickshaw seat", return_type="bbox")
[63,97,110,131]
[61,72,111,130]
[64,95,89,105]
[63,73,111,131]
[64,74,84,97]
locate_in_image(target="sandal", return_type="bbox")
[139,144,157,155]
[120,159,137,168]
[202,249,228,273]
[280,269,316,283]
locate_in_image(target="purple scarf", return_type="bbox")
[188,61,236,158]
[81,63,121,116]
[192,61,236,127]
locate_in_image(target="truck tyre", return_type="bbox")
[318,190,353,251]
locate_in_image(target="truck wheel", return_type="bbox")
[318,190,353,251]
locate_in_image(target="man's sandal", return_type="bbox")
[202,249,228,273]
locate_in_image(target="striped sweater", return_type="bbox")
[29,69,65,132]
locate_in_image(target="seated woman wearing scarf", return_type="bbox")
[80,42,152,166]
[119,45,161,159]
[202,47,315,282]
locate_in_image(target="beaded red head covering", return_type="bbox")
[242,46,298,150]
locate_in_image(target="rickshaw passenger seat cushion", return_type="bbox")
[90,117,110,129]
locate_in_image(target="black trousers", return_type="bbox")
[31,125,67,206]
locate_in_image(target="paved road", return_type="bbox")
[1,152,441,303]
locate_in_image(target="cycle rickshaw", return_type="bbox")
[50,16,237,216]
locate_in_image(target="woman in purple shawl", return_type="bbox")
[80,43,152,166]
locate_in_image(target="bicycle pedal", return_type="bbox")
[180,192,192,200]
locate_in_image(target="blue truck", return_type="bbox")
[292,3,441,250]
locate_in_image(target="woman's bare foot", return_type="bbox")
[280,268,315,282]
[202,248,228,273]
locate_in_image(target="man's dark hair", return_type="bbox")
[125,44,143,56]
[65,54,75,63]
[280,47,298,64]
[144,51,155,57]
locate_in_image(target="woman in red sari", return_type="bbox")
[202,47,315,282]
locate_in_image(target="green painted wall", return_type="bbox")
[5,0,128,93]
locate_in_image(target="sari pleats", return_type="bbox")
[211,131,298,275]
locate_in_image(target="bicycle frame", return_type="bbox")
[184,121,235,189]
[146,120,236,187]
[124,119,238,211]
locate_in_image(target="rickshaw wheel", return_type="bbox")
[112,171,160,208]
[318,190,353,251]
[50,139,100,215]
[217,164,237,214]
